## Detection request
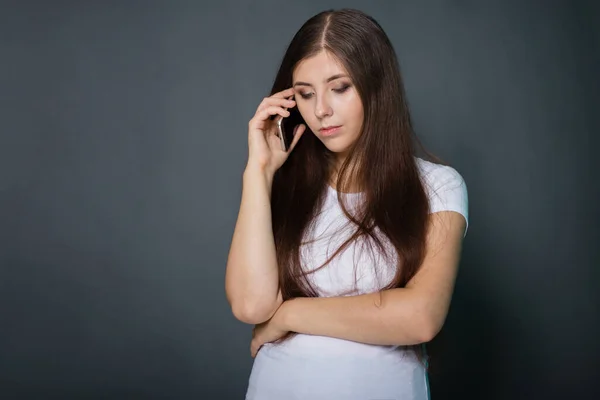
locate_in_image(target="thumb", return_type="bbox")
[288,124,306,152]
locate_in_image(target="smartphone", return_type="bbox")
[276,114,292,152]
[275,96,302,152]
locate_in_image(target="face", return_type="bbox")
[292,50,364,164]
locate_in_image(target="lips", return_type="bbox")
[319,125,342,136]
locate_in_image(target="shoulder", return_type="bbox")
[415,157,467,195]
[415,157,469,236]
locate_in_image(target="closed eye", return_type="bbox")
[333,84,350,93]
[298,84,352,99]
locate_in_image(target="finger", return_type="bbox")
[253,106,290,123]
[251,342,259,358]
[270,87,295,99]
[257,96,296,114]
[287,124,307,153]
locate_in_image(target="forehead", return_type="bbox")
[293,50,348,82]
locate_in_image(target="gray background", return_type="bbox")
[1,1,598,399]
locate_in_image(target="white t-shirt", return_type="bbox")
[245,157,469,400]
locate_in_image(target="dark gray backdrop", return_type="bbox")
[1,1,598,399]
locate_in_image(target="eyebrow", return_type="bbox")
[293,74,348,87]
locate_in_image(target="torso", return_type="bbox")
[245,159,443,400]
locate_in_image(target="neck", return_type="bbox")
[328,168,362,194]
[327,150,362,193]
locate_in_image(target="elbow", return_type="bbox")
[418,323,441,343]
[416,314,445,343]
[410,300,445,343]
[230,300,275,325]
[226,286,283,325]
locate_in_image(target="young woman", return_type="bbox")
[225,8,469,400]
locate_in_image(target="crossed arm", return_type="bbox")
[267,211,467,346]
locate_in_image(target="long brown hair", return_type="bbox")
[269,9,446,365]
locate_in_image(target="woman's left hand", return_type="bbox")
[250,306,289,358]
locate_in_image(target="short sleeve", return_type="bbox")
[422,164,469,237]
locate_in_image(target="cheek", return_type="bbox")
[341,97,363,129]
[297,104,316,127]
[354,106,364,129]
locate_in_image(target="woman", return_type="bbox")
[225,8,469,400]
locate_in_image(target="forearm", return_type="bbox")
[280,288,436,346]
[225,167,281,324]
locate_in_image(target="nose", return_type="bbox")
[314,95,332,119]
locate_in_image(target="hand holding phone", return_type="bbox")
[247,89,306,176]
[274,95,297,152]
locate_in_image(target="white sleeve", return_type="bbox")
[425,165,469,237]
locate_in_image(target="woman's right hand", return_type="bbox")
[247,87,306,177]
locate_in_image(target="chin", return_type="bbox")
[324,143,352,155]
[314,132,356,154]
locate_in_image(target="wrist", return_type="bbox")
[275,298,303,332]
[243,164,274,187]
